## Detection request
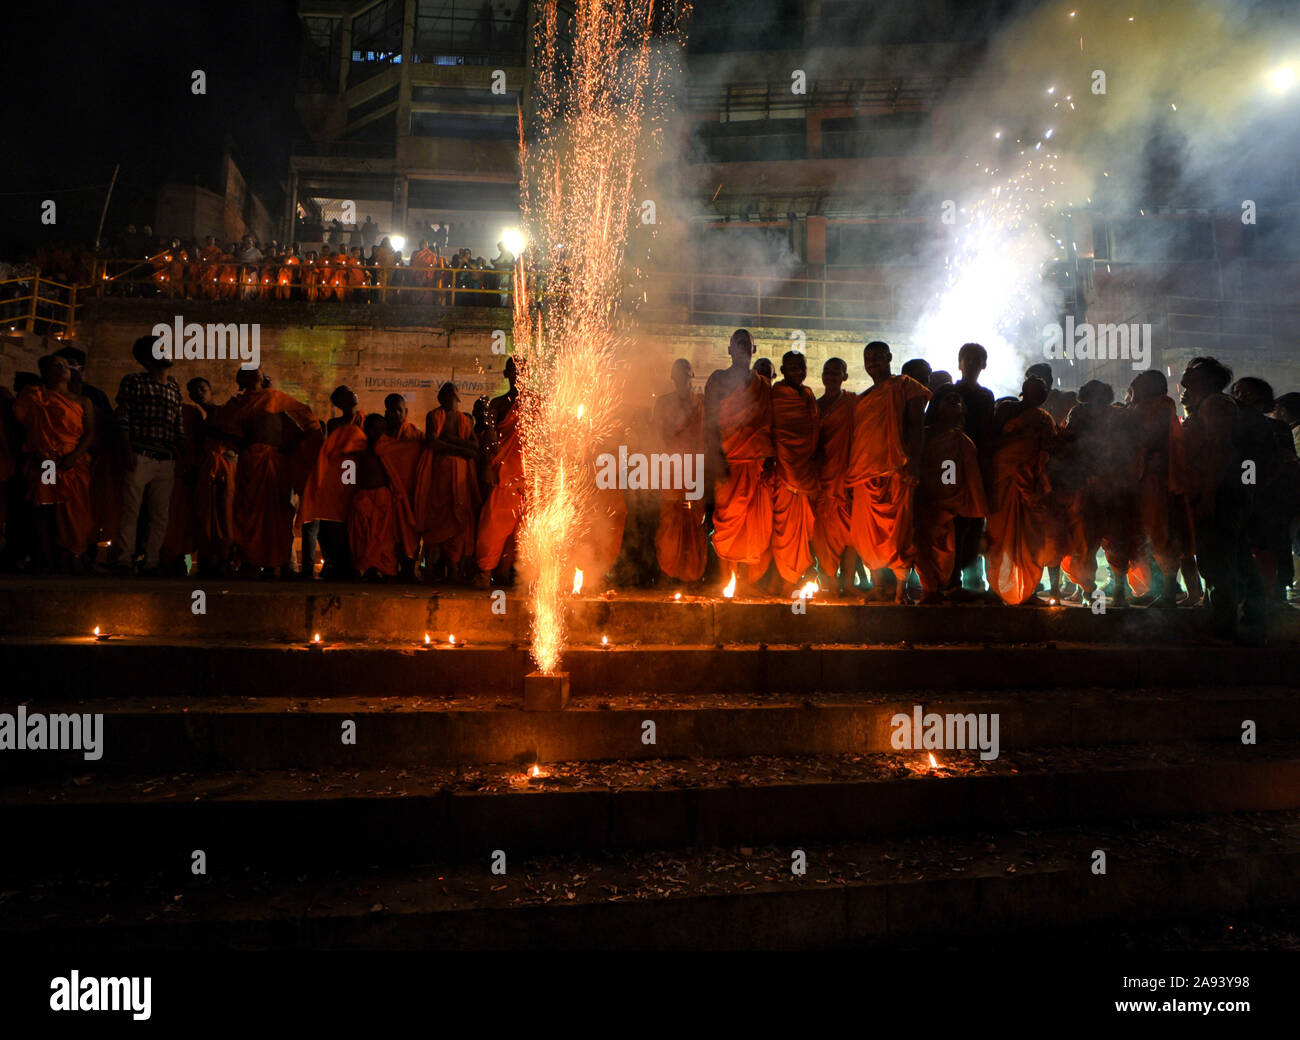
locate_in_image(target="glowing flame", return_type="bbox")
[572,569,583,595]
[529,764,543,778]
[449,634,456,646]
[673,592,682,601]
[92,626,100,637]
[601,634,608,646]
[513,0,682,676]
[928,753,939,769]
[312,633,321,644]
[424,633,431,645]
[723,573,737,599]
[797,581,818,599]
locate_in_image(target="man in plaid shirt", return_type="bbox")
[113,334,185,575]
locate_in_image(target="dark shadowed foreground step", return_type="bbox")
[5,576,1296,645]
[6,811,1298,950]
[3,687,1295,775]
[5,638,1300,696]
[3,745,1298,877]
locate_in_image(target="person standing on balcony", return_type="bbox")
[361,216,378,253]
[111,335,184,576]
[374,236,395,303]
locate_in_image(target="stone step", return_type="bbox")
[4,638,1297,696]
[2,688,1292,775]
[3,577,1294,647]
[4,745,1297,879]
[6,811,1298,950]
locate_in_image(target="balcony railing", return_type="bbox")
[0,273,80,337]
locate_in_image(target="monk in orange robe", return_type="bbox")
[1051,380,1114,602]
[183,378,237,576]
[303,252,321,303]
[769,350,820,593]
[705,329,774,592]
[12,354,94,569]
[844,341,929,602]
[346,247,368,301]
[415,381,481,581]
[985,376,1057,605]
[331,249,349,302]
[301,386,367,579]
[652,359,707,583]
[374,393,424,577]
[812,357,858,595]
[349,414,418,579]
[219,369,321,575]
[1125,370,1187,606]
[411,241,438,302]
[475,357,523,585]
[914,386,989,602]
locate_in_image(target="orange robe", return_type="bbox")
[986,407,1056,605]
[475,399,523,573]
[845,375,930,577]
[914,427,988,593]
[415,408,481,562]
[770,382,820,583]
[193,427,236,562]
[219,389,319,569]
[349,451,419,577]
[300,413,367,524]
[12,387,93,554]
[653,391,707,582]
[812,390,857,579]
[160,402,205,563]
[303,259,321,303]
[277,255,298,300]
[713,373,775,571]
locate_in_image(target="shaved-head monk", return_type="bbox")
[475,356,523,587]
[813,357,859,595]
[900,358,932,389]
[1052,379,1115,604]
[12,354,94,571]
[705,329,775,593]
[416,381,482,582]
[914,386,988,603]
[219,368,321,578]
[653,359,707,583]
[301,385,366,580]
[769,350,820,594]
[950,342,996,597]
[753,358,776,381]
[349,413,413,580]
[845,340,929,603]
[985,376,1056,605]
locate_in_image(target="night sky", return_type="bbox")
[2,0,302,256]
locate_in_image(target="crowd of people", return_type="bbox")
[0,327,1296,639]
[105,225,514,307]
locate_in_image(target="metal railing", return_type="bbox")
[86,256,514,308]
[0,273,80,337]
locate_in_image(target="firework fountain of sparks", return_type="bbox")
[513,0,686,674]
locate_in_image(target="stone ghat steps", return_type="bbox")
[6,811,1298,950]
[5,639,1300,696]
[3,746,1297,880]
[3,688,1294,776]
[3,578,1296,647]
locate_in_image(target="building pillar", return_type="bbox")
[806,215,827,264]
[283,170,299,246]
[394,174,409,238]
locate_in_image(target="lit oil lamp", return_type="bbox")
[309,632,322,651]
[528,764,546,779]
[673,592,682,602]
[601,634,610,649]
[93,626,110,643]
[423,633,432,647]
[797,580,818,599]
[572,568,583,595]
[722,572,736,599]
[928,753,940,771]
